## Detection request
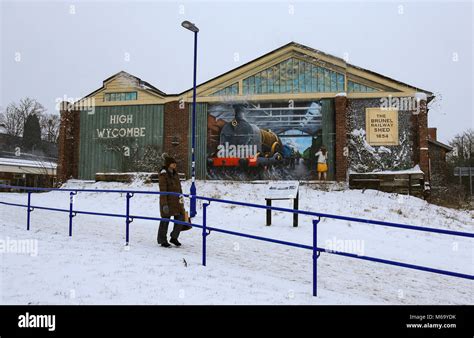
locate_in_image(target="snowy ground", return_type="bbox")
[0,179,473,305]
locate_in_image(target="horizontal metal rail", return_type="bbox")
[0,183,472,298]
[194,195,474,238]
[2,184,472,238]
[1,199,471,281]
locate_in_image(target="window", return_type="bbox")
[240,57,345,95]
[323,69,331,92]
[347,80,379,93]
[211,83,239,97]
[104,91,138,101]
[337,74,345,92]
[262,69,268,93]
[279,61,286,93]
[330,72,337,92]
[255,73,262,94]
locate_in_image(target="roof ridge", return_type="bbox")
[80,41,433,100]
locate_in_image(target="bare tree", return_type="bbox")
[0,104,23,136]
[0,97,46,137]
[40,113,60,143]
[448,129,474,166]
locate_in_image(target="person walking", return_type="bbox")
[315,146,329,181]
[157,156,185,247]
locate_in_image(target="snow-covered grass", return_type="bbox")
[0,179,472,305]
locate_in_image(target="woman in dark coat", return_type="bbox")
[157,156,185,247]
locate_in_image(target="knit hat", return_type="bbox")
[164,156,177,168]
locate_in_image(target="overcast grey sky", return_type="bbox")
[1,0,472,143]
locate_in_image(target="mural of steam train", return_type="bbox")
[208,105,295,168]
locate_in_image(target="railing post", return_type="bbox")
[125,192,134,246]
[69,191,77,236]
[312,218,320,297]
[293,192,299,227]
[202,202,211,266]
[26,191,32,231]
[265,198,272,226]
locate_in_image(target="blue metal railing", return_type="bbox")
[0,184,472,297]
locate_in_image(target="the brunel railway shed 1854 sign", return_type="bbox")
[365,108,399,146]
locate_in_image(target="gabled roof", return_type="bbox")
[428,139,453,151]
[81,71,166,100]
[77,42,434,103]
[177,41,433,97]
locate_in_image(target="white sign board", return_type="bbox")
[266,181,299,199]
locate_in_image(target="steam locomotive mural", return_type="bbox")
[206,101,331,180]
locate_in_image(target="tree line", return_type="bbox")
[446,128,473,199]
[0,97,60,143]
[448,128,474,167]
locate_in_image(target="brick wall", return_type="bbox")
[428,127,437,141]
[334,95,348,181]
[347,98,415,173]
[59,97,430,183]
[163,101,190,176]
[57,102,80,184]
[429,143,448,187]
[414,99,430,180]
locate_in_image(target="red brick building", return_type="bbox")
[58,42,443,184]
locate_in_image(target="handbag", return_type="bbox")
[180,210,193,231]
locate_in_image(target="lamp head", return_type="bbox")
[181,20,199,33]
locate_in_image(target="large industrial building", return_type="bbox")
[57,42,450,184]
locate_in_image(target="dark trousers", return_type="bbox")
[157,214,184,244]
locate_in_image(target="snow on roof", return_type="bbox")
[350,165,423,175]
[0,157,57,169]
[414,92,428,101]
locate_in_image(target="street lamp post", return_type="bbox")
[181,20,199,218]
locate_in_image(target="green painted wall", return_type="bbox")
[188,103,208,179]
[78,105,164,179]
